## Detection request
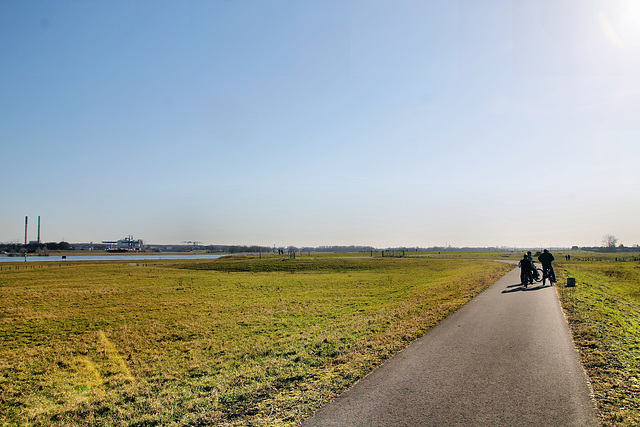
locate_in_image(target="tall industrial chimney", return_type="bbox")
[37,216,41,244]
[24,216,28,245]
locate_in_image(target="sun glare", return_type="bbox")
[629,0,640,25]
[600,1,640,48]
[600,11,624,47]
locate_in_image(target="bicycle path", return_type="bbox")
[303,265,599,426]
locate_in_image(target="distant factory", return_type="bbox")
[102,235,145,252]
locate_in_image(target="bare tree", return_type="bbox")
[602,234,619,249]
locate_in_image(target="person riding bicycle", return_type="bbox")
[518,254,533,287]
[537,249,556,284]
[526,251,539,283]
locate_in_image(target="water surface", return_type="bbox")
[0,254,224,263]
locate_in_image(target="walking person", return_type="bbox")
[518,254,533,288]
[538,249,556,285]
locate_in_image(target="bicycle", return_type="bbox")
[542,266,555,286]
[521,267,543,288]
[531,266,542,284]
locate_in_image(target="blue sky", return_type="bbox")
[2,0,639,248]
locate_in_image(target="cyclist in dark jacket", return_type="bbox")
[537,249,556,284]
[518,254,533,287]
[526,250,539,283]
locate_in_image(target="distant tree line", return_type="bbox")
[203,245,493,254]
[581,245,639,253]
[204,245,273,254]
[3,240,637,256]
[301,245,375,253]
[579,235,640,253]
[0,241,72,253]
[201,245,378,254]
[42,242,73,251]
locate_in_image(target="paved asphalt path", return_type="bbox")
[304,265,599,426]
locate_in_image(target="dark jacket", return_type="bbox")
[538,252,554,267]
[519,258,533,273]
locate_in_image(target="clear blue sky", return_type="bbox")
[2,0,639,248]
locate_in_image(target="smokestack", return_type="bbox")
[24,216,28,245]
[37,216,41,244]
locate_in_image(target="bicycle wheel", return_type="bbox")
[534,268,543,283]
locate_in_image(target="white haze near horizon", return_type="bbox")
[2,0,640,249]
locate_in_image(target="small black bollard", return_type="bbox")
[566,277,576,287]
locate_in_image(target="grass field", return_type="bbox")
[556,259,640,426]
[0,257,511,426]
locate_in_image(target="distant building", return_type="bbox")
[102,235,145,252]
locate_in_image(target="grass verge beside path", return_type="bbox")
[0,257,510,426]
[556,262,640,426]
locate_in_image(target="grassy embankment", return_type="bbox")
[0,257,510,426]
[555,258,640,426]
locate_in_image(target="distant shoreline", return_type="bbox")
[0,250,207,257]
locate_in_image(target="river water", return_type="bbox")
[0,254,224,263]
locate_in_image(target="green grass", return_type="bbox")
[0,257,510,426]
[556,261,640,426]
[408,250,523,260]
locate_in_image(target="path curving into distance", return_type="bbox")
[303,265,598,426]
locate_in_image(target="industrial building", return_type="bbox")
[102,235,145,252]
